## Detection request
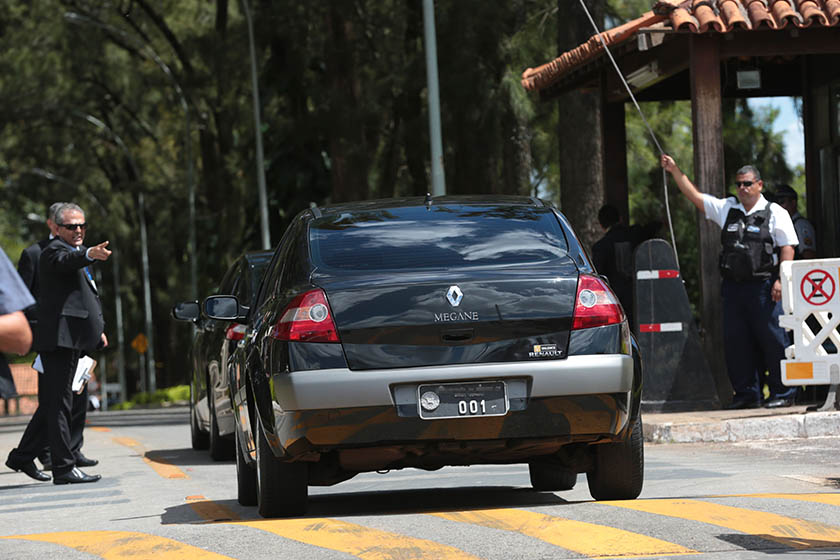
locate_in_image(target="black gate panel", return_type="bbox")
[635,239,720,412]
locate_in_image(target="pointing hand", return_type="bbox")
[89,241,112,261]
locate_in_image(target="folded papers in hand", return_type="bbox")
[32,354,96,394]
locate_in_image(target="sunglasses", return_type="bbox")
[59,223,87,231]
[735,180,755,187]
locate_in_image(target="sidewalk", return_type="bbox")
[644,404,840,443]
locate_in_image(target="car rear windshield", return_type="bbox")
[309,205,569,271]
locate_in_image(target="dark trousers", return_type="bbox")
[8,348,80,476]
[38,383,87,465]
[722,278,796,403]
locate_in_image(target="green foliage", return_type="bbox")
[110,384,189,410]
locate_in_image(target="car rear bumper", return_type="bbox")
[267,355,635,457]
[273,354,633,410]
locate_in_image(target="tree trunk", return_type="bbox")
[503,108,532,195]
[398,0,428,197]
[325,3,369,202]
[556,0,605,250]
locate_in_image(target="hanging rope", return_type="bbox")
[576,0,680,269]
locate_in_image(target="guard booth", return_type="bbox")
[779,258,840,397]
[521,1,840,406]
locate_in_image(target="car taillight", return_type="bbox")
[225,323,248,341]
[571,274,625,330]
[270,289,340,343]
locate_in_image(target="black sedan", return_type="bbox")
[172,250,272,460]
[205,196,643,517]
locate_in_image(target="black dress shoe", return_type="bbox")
[725,398,761,410]
[75,455,99,467]
[764,397,794,409]
[53,467,101,485]
[5,459,51,482]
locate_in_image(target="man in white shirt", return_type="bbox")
[661,155,799,409]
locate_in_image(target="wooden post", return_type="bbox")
[602,98,629,222]
[690,35,731,404]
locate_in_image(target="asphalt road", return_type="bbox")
[1,408,839,559]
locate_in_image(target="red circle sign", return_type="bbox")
[800,269,836,306]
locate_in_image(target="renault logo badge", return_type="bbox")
[446,285,463,307]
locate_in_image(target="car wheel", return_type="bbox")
[190,398,209,451]
[255,421,308,518]
[587,415,644,501]
[209,391,234,461]
[528,462,577,491]
[235,429,257,506]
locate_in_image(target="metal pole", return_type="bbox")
[422,0,446,196]
[242,0,271,249]
[138,192,156,393]
[186,107,197,300]
[112,252,127,403]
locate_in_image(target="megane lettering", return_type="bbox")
[434,311,479,322]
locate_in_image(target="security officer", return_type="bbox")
[661,155,799,409]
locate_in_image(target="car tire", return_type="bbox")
[209,391,234,461]
[528,462,577,491]
[587,415,644,501]
[190,398,209,451]
[235,429,257,506]
[255,421,308,518]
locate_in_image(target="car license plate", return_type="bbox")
[417,381,508,420]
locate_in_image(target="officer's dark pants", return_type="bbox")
[722,277,796,403]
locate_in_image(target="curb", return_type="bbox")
[644,410,840,443]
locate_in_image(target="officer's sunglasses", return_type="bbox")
[735,180,755,187]
[59,223,87,231]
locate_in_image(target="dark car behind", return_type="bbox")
[206,196,643,517]
[172,250,272,460]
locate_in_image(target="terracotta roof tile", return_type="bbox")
[522,0,840,92]
[693,0,726,32]
[719,0,751,29]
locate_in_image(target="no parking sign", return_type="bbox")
[794,267,839,309]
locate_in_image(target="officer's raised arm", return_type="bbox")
[661,154,705,214]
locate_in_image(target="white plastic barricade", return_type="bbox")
[778,258,840,386]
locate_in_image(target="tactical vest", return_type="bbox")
[719,203,777,282]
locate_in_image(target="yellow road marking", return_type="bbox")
[734,493,840,507]
[188,498,242,522]
[606,499,840,549]
[112,437,187,479]
[233,517,481,560]
[1,531,232,559]
[89,426,111,432]
[432,508,696,558]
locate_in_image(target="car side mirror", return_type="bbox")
[172,301,200,322]
[204,295,247,321]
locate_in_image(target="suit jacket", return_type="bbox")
[18,238,51,329]
[34,238,104,353]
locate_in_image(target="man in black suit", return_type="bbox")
[6,202,111,484]
[16,203,97,471]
